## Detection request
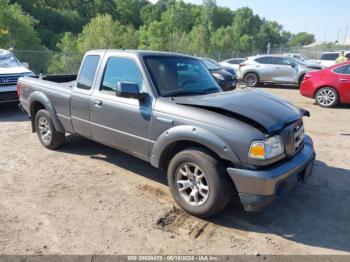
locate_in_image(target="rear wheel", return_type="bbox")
[35,109,65,149]
[167,147,233,218]
[244,73,259,87]
[315,87,339,108]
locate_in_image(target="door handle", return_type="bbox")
[156,117,173,125]
[339,78,348,82]
[94,99,102,107]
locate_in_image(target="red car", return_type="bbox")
[300,61,350,107]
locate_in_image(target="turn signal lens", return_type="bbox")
[249,142,265,159]
[249,135,284,160]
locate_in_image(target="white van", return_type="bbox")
[318,51,350,67]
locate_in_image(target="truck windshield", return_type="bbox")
[144,56,221,97]
[0,54,22,68]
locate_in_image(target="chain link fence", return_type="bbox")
[12,50,82,75]
[10,45,350,75]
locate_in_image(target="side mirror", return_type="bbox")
[290,63,296,68]
[116,82,146,100]
[22,62,29,68]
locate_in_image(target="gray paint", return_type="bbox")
[18,50,316,210]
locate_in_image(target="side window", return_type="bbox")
[280,57,292,65]
[255,57,271,64]
[346,53,350,59]
[343,66,350,75]
[334,65,346,74]
[101,57,143,93]
[76,55,100,90]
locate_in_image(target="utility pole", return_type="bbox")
[336,27,341,43]
[344,25,349,44]
[267,42,271,54]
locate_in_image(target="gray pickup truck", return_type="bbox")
[18,50,315,217]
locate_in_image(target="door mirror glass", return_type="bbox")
[116,82,146,100]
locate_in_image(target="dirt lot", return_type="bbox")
[0,87,349,255]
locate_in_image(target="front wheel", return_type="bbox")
[244,73,259,87]
[35,109,65,149]
[167,147,233,218]
[315,87,339,108]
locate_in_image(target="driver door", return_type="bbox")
[89,55,153,160]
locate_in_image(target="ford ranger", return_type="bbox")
[18,50,315,217]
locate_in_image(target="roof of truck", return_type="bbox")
[86,49,197,58]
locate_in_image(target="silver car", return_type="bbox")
[240,55,318,87]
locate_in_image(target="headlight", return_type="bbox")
[23,72,34,77]
[212,72,225,81]
[249,135,284,160]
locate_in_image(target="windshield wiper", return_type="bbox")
[163,88,219,97]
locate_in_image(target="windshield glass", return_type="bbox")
[144,56,221,97]
[202,59,221,70]
[288,56,302,65]
[0,53,23,68]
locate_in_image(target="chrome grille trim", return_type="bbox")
[0,74,22,85]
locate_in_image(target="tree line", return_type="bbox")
[0,0,316,74]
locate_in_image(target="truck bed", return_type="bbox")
[19,74,77,133]
[31,74,77,88]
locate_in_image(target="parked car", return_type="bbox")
[220,58,246,76]
[0,49,34,103]
[284,53,322,68]
[240,55,320,87]
[200,58,237,91]
[300,61,350,107]
[201,57,235,75]
[287,56,325,70]
[18,50,315,218]
[317,51,350,68]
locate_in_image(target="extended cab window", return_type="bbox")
[101,57,143,92]
[76,55,100,90]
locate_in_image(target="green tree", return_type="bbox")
[289,32,315,47]
[0,0,50,73]
[77,14,138,53]
[115,0,148,28]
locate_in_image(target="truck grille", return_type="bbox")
[282,119,305,158]
[294,120,305,154]
[0,74,22,85]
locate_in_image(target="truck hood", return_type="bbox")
[174,89,302,133]
[0,66,32,75]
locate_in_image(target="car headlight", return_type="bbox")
[249,135,284,160]
[212,72,225,81]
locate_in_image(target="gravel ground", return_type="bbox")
[0,87,349,255]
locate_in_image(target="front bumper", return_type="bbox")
[227,135,315,211]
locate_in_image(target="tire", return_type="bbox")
[35,109,65,149]
[244,73,259,87]
[298,74,305,86]
[315,87,339,108]
[167,147,233,218]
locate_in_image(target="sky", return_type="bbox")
[150,0,350,43]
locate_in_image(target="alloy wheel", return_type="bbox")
[175,163,209,207]
[317,89,336,107]
[38,116,52,144]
